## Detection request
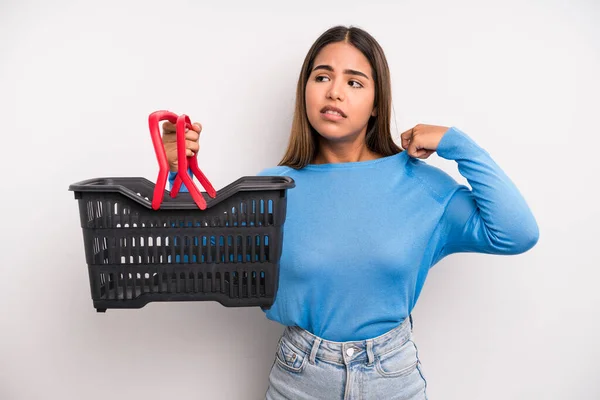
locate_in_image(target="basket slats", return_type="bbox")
[70,177,293,312]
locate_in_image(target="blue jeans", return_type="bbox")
[265,315,428,400]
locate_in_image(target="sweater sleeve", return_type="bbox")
[432,127,539,263]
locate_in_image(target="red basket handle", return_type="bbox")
[148,110,216,210]
[170,114,217,206]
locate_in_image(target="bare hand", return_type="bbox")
[162,121,202,172]
[400,124,449,159]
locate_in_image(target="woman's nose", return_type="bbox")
[326,79,345,101]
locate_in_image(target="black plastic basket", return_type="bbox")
[69,176,295,312]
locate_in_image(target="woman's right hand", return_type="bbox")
[162,121,201,172]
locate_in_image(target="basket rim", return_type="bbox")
[68,176,295,210]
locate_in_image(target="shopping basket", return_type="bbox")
[69,111,295,312]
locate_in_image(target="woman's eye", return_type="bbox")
[314,76,362,88]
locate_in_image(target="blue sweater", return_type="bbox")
[171,127,539,341]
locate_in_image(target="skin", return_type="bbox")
[162,120,201,172]
[305,42,380,164]
[162,42,451,169]
[305,41,449,164]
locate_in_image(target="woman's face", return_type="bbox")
[305,42,376,143]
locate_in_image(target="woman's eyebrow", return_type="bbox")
[312,65,369,80]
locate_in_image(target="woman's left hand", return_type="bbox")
[400,124,449,159]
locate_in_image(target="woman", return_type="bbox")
[163,25,539,400]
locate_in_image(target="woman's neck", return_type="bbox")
[313,137,382,165]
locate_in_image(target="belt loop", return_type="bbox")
[366,340,374,366]
[309,337,321,365]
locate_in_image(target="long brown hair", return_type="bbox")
[279,25,402,169]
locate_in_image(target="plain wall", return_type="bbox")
[1,0,599,398]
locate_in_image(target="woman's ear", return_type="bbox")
[371,108,377,117]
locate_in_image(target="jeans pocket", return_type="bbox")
[275,337,307,373]
[375,340,419,378]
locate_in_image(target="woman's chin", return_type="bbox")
[315,130,358,143]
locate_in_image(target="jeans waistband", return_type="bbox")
[282,315,413,366]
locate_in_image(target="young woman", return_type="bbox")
[163,25,539,400]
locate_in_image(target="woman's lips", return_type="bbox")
[321,110,346,121]
[321,105,346,115]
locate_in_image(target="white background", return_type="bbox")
[1,0,599,399]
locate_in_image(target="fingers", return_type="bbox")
[400,127,413,150]
[186,139,199,154]
[185,125,200,155]
[402,124,433,159]
[407,138,427,159]
[162,120,202,159]
[410,147,435,159]
[407,139,434,158]
[191,122,202,133]
[162,121,202,135]
[162,121,176,134]
[185,129,199,142]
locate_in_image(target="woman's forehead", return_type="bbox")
[313,42,371,74]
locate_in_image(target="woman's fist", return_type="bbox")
[400,124,449,159]
[162,121,201,172]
